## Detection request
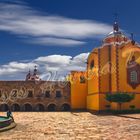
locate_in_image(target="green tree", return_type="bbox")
[105,93,135,110]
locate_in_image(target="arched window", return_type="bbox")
[24,104,32,111]
[90,60,94,69]
[0,104,9,111]
[130,71,138,83]
[35,104,45,111]
[61,104,71,111]
[11,104,20,111]
[47,104,56,111]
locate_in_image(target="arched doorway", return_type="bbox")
[11,104,20,111]
[35,104,45,111]
[61,103,71,111]
[24,104,32,111]
[47,104,56,111]
[0,104,9,111]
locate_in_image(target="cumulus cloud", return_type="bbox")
[0,62,37,76]
[0,53,89,80]
[0,1,112,46]
[35,55,72,65]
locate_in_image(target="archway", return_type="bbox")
[35,104,45,111]
[24,104,32,111]
[61,103,71,111]
[0,104,9,111]
[11,104,20,111]
[47,104,56,111]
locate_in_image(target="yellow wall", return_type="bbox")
[99,94,111,110]
[86,49,100,111]
[100,43,140,111]
[87,49,99,94]
[121,94,140,109]
[70,71,87,110]
[103,43,140,110]
[87,93,99,111]
[99,46,110,93]
[111,45,117,92]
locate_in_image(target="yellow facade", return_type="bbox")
[69,22,140,111]
[68,71,87,110]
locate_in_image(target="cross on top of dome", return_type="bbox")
[113,13,119,32]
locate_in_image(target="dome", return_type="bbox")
[103,22,129,45]
[108,30,124,36]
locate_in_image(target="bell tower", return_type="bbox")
[25,66,41,81]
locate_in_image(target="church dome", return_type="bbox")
[103,21,129,45]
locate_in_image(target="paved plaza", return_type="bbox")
[0,112,140,140]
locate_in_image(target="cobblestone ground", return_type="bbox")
[0,112,140,140]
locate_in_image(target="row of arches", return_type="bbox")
[0,103,71,112]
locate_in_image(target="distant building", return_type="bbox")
[0,66,70,111]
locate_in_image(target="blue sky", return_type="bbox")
[0,0,140,80]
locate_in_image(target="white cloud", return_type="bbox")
[0,1,112,46]
[28,37,86,46]
[0,53,89,80]
[72,53,89,64]
[4,62,35,69]
[35,55,72,65]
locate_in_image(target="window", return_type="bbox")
[90,60,94,69]
[45,91,50,98]
[130,71,138,83]
[28,90,33,98]
[56,91,62,98]
[80,76,86,83]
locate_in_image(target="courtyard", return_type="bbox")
[0,112,140,140]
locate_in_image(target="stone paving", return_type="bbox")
[0,112,140,140]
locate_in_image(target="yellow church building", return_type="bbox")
[68,21,140,112]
